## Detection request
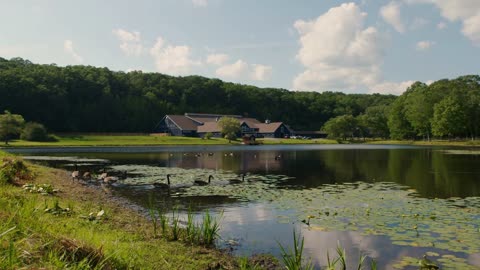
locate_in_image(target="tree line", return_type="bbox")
[322,75,480,140]
[0,57,394,133]
[1,57,478,140]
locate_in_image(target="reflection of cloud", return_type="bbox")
[222,204,272,226]
[468,253,480,267]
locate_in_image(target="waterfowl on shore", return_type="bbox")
[229,174,245,184]
[82,171,91,180]
[97,167,107,180]
[103,176,118,184]
[194,175,213,186]
[71,164,79,182]
[154,174,171,189]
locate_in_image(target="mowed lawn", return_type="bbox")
[3,135,339,147]
[4,135,237,147]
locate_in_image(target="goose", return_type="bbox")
[154,174,171,189]
[82,171,91,180]
[97,167,107,181]
[194,175,213,186]
[71,164,80,182]
[229,174,245,184]
[103,176,118,184]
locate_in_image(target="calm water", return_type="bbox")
[6,145,480,269]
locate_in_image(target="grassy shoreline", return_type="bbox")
[0,151,261,269]
[1,135,338,147]
[2,134,480,148]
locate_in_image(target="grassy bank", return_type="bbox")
[2,134,338,147]
[366,139,480,147]
[0,151,246,269]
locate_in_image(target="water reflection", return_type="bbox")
[15,145,480,198]
[7,145,480,269]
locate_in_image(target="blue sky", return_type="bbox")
[0,0,479,94]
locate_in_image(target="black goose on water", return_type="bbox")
[194,175,213,186]
[229,174,245,184]
[154,174,171,189]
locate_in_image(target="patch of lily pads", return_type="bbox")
[107,164,480,269]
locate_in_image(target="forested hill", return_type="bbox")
[0,57,397,132]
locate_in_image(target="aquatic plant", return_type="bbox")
[147,195,159,238]
[200,210,221,246]
[171,207,181,241]
[186,207,198,243]
[278,230,313,270]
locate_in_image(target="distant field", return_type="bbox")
[4,135,235,147]
[2,135,338,147]
[367,139,480,147]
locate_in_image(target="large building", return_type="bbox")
[155,113,293,138]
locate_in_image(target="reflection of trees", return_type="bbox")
[46,148,480,198]
[430,152,480,197]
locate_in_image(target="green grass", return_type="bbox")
[366,139,480,147]
[0,151,236,269]
[4,135,240,147]
[259,138,338,145]
[2,134,340,147]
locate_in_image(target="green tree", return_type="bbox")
[20,122,51,141]
[403,82,433,140]
[218,117,240,142]
[432,96,467,137]
[387,95,415,140]
[322,115,357,140]
[0,111,25,144]
[359,105,390,139]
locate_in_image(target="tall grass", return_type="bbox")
[171,207,181,241]
[278,230,313,270]
[201,210,221,246]
[147,195,159,238]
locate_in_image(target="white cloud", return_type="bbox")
[380,1,406,33]
[369,80,415,95]
[215,60,248,79]
[437,21,447,30]
[405,0,480,45]
[149,37,200,75]
[192,0,207,7]
[206,53,229,66]
[215,60,272,81]
[63,40,83,63]
[293,3,386,92]
[112,29,143,56]
[410,17,429,30]
[416,40,435,50]
[462,12,480,45]
[251,64,273,81]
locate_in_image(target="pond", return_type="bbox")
[6,144,480,269]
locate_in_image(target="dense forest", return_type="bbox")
[0,57,395,133]
[1,57,479,140]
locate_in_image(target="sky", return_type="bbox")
[0,0,479,95]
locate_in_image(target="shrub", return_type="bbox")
[204,132,213,139]
[0,158,33,185]
[20,122,54,142]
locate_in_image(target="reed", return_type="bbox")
[147,195,159,237]
[171,207,181,241]
[278,230,313,270]
[200,210,221,246]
